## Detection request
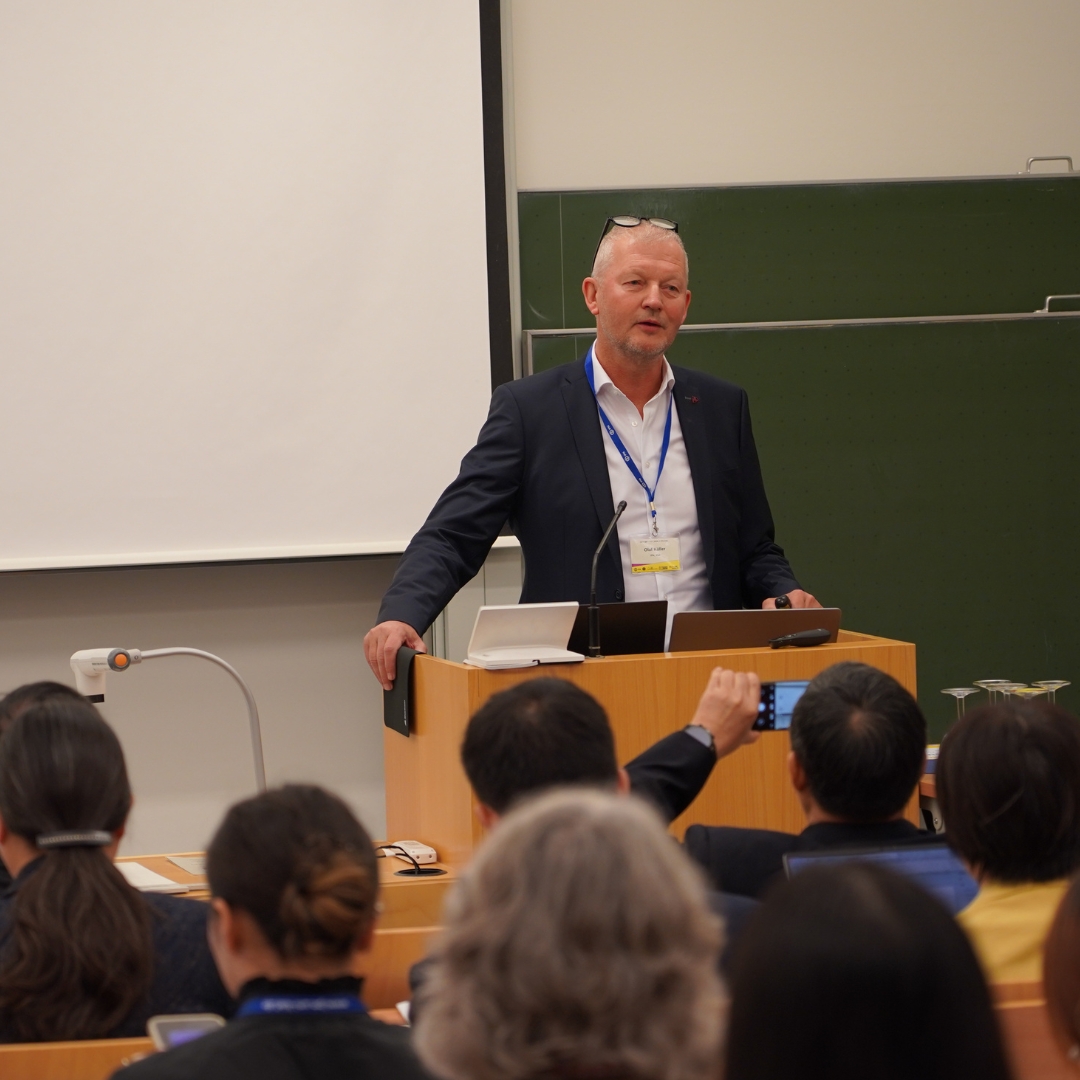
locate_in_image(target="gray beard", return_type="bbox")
[609,332,670,364]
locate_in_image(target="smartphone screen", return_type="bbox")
[147,1014,225,1051]
[755,679,810,730]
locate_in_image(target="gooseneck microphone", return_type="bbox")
[588,501,628,657]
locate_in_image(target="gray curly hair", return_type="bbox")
[412,788,726,1080]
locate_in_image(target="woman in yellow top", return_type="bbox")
[937,699,1080,983]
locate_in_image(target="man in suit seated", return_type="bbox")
[684,661,933,899]
[460,668,759,831]
[407,669,760,1010]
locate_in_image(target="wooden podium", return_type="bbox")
[384,630,917,866]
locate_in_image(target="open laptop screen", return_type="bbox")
[783,843,978,915]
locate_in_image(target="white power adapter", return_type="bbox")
[388,840,437,865]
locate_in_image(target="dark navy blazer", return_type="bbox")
[378,356,800,633]
[684,819,941,900]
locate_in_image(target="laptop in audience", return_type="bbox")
[783,843,978,915]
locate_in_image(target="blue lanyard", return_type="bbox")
[585,346,672,535]
[237,994,367,1018]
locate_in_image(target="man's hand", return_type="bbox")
[763,589,822,609]
[689,667,761,759]
[363,621,426,691]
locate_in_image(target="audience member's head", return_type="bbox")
[460,678,625,823]
[725,863,1011,1080]
[414,788,724,1080]
[788,661,926,822]
[205,784,379,995]
[1044,874,1080,1059]
[0,698,151,1041]
[937,700,1080,883]
[0,679,86,737]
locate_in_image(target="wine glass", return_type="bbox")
[995,682,1028,700]
[1012,687,1049,702]
[1033,680,1071,704]
[941,687,980,719]
[974,679,1010,704]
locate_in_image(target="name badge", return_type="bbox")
[630,537,681,575]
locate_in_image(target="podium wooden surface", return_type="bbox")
[384,630,918,866]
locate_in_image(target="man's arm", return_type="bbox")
[627,668,760,822]
[733,390,813,608]
[364,385,526,688]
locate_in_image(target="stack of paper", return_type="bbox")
[167,855,206,876]
[116,861,189,894]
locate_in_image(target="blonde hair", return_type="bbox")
[413,789,725,1080]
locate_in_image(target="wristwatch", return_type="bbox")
[683,724,716,756]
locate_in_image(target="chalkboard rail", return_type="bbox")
[523,308,1080,376]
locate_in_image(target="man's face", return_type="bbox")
[582,231,691,363]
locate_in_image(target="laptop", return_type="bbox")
[567,600,668,656]
[668,608,842,652]
[464,602,584,670]
[783,843,978,915]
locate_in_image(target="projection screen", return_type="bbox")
[0,0,492,569]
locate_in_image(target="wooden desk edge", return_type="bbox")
[415,629,915,671]
[115,851,455,894]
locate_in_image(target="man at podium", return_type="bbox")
[366,217,819,688]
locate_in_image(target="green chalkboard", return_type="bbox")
[519,177,1080,738]
[519,176,1080,329]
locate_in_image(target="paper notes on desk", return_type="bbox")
[167,855,206,876]
[116,861,190,893]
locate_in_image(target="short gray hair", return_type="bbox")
[412,788,725,1080]
[591,222,689,282]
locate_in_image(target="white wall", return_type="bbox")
[510,0,1080,189]
[0,559,394,854]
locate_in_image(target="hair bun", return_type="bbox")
[278,853,376,959]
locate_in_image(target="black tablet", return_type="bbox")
[382,646,417,737]
[566,600,668,656]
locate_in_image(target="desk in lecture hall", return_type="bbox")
[114,851,452,1011]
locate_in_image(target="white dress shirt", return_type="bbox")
[589,343,712,633]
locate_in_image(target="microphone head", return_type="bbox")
[616,500,627,512]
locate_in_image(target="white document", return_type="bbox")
[117,861,190,894]
[167,855,207,877]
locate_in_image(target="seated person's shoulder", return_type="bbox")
[143,892,209,927]
[121,891,233,1031]
[113,1015,430,1080]
[686,824,799,862]
[685,825,799,898]
[111,1023,232,1080]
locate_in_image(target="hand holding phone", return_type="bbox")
[689,668,762,757]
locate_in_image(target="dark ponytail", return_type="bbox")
[207,785,378,960]
[0,700,153,1041]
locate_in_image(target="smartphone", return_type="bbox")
[754,679,810,731]
[147,1013,225,1051]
